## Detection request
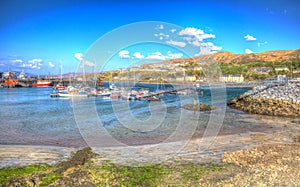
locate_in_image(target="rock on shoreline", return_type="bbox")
[227,83,300,118]
[181,104,214,112]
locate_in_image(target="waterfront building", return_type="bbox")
[220,74,244,83]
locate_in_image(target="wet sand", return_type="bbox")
[1,110,299,168]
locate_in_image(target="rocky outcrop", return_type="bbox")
[228,83,300,118]
[181,104,214,111]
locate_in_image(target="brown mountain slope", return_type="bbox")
[155,49,300,65]
[194,49,300,64]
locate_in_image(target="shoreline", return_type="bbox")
[1,114,299,168]
[1,115,299,186]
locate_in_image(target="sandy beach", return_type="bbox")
[1,111,299,168]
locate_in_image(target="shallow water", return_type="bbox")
[1,85,292,147]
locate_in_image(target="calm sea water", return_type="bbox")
[1,84,279,147]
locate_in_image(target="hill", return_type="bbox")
[155,49,300,65]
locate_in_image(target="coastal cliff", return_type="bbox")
[228,83,300,118]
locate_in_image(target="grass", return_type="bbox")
[0,164,50,185]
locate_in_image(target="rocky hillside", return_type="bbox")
[157,49,300,65]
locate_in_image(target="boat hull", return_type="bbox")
[32,81,52,87]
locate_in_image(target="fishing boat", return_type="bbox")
[53,83,66,90]
[3,79,18,88]
[57,86,88,97]
[58,91,88,97]
[121,87,150,100]
[32,80,52,87]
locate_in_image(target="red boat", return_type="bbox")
[32,80,52,87]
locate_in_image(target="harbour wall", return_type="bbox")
[227,83,300,118]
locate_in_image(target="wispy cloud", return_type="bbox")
[194,43,222,56]
[170,28,176,33]
[12,59,23,63]
[166,40,186,47]
[257,41,268,47]
[167,51,183,59]
[28,58,43,63]
[179,27,204,36]
[146,52,168,61]
[156,24,164,30]
[244,34,257,41]
[84,60,96,67]
[154,33,169,40]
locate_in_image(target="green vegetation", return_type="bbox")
[0,147,239,186]
[40,173,61,185]
[0,164,50,185]
[88,162,234,186]
[91,58,300,82]
[219,58,300,81]
[89,163,168,186]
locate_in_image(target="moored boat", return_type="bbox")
[54,86,89,97]
[32,80,52,87]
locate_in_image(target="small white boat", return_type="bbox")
[57,86,88,97]
[58,91,88,97]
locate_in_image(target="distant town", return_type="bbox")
[1,49,300,88]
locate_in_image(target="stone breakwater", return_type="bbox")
[227,83,300,118]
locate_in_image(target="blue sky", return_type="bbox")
[0,0,299,74]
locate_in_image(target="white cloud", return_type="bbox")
[32,64,38,69]
[194,42,222,56]
[154,33,170,40]
[257,41,268,47]
[146,52,168,61]
[166,40,186,47]
[179,27,215,47]
[167,51,183,59]
[192,40,201,47]
[179,27,204,36]
[133,52,144,59]
[196,33,215,41]
[74,53,84,61]
[118,50,130,59]
[157,24,164,30]
[13,59,23,63]
[195,47,211,56]
[244,34,257,41]
[200,42,222,52]
[245,48,254,54]
[183,36,192,42]
[49,61,55,68]
[211,45,222,51]
[84,60,96,67]
[170,28,176,33]
[28,58,43,63]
